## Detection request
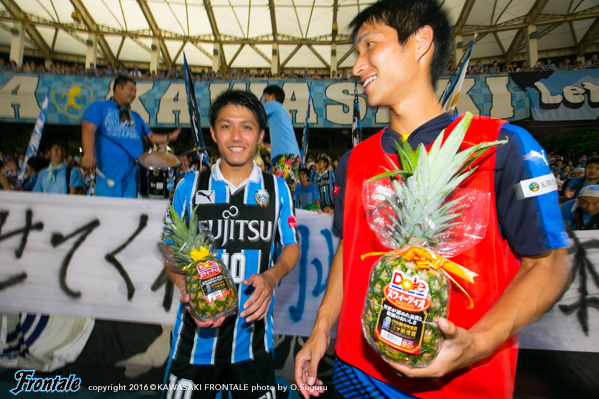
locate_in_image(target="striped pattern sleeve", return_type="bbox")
[274,175,299,246]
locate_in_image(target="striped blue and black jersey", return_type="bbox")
[168,161,298,365]
[315,170,335,208]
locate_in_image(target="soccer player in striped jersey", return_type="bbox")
[163,90,300,399]
[313,157,335,214]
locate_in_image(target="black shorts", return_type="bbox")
[164,351,277,399]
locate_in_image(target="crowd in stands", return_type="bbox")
[0,56,355,81]
[6,137,599,231]
[550,149,599,231]
[2,52,598,81]
[443,54,599,75]
[0,143,339,213]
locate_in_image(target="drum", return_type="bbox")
[138,150,180,199]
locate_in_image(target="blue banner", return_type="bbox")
[510,70,599,121]
[1,70,598,128]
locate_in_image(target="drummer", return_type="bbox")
[81,76,181,198]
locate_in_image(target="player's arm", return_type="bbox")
[387,248,571,378]
[241,242,300,322]
[295,240,344,398]
[81,121,97,169]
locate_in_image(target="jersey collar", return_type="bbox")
[212,159,262,192]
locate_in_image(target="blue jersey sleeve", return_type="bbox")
[70,168,84,189]
[494,124,571,255]
[312,184,321,201]
[274,175,299,246]
[172,171,199,219]
[263,101,275,118]
[133,112,151,139]
[332,150,351,238]
[32,170,45,192]
[82,101,102,126]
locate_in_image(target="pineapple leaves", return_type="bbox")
[162,204,212,269]
[368,112,506,250]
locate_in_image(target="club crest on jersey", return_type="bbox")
[333,185,340,196]
[288,216,298,228]
[255,188,270,207]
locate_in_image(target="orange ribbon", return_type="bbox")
[361,247,478,309]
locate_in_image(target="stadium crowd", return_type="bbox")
[1,52,598,81]
[3,139,598,230]
[444,54,599,75]
[0,143,339,212]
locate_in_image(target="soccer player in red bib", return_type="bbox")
[295,1,571,398]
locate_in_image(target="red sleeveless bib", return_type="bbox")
[337,115,520,399]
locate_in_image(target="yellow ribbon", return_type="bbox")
[182,246,211,271]
[361,246,478,309]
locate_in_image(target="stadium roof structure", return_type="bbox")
[0,0,598,71]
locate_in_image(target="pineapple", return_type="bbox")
[162,205,237,321]
[361,112,506,366]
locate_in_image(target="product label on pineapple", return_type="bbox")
[374,270,431,355]
[196,261,232,303]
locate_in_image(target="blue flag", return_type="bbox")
[183,53,209,165]
[18,89,49,184]
[352,80,362,147]
[300,82,313,167]
[441,38,475,114]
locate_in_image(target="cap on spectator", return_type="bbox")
[572,167,585,173]
[579,185,599,198]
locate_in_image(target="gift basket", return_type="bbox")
[162,205,237,321]
[361,112,506,367]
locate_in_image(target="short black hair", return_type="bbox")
[318,157,330,168]
[27,156,50,173]
[299,168,310,177]
[114,75,136,89]
[48,139,67,151]
[209,90,267,132]
[263,85,285,103]
[349,0,452,85]
[586,157,599,167]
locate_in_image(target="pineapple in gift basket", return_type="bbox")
[361,113,506,367]
[162,205,237,321]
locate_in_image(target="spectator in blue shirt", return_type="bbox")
[33,141,84,194]
[263,85,301,191]
[562,157,599,201]
[561,184,599,231]
[294,168,321,210]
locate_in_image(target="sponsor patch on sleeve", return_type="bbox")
[288,216,298,228]
[517,174,557,199]
[333,185,340,196]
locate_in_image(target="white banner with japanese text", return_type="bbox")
[0,192,339,333]
[1,191,598,351]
